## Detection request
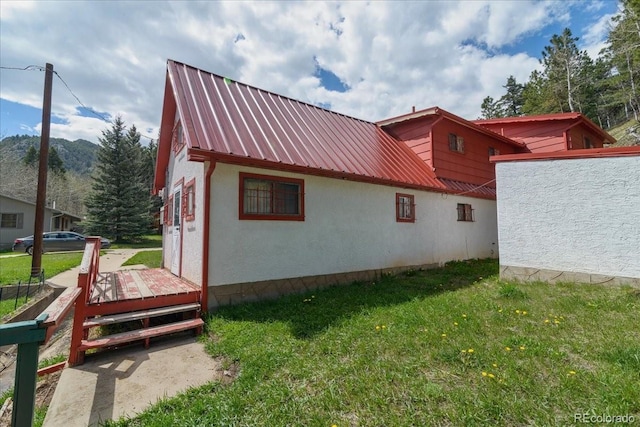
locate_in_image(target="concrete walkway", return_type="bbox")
[41,248,222,427]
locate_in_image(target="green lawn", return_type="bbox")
[110,234,162,249]
[0,252,84,286]
[105,259,640,426]
[121,250,162,268]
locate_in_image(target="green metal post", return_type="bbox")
[12,341,41,427]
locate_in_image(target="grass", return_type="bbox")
[110,234,162,249]
[104,259,640,426]
[0,295,30,318]
[121,250,162,268]
[0,252,84,286]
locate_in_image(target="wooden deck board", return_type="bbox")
[87,269,201,311]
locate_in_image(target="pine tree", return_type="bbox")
[480,96,504,119]
[48,146,66,176]
[84,117,151,242]
[23,145,38,167]
[498,75,524,117]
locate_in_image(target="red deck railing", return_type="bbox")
[68,236,101,366]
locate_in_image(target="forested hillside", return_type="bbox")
[0,135,98,175]
[480,0,640,146]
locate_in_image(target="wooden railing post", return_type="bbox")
[68,238,100,366]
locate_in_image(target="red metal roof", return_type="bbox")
[473,113,616,146]
[155,60,498,199]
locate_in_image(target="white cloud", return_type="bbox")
[581,12,617,60]
[0,0,615,143]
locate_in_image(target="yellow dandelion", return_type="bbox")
[482,371,488,377]
[515,310,521,314]
[544,319,550,323]
[505,346,511,351]
[381,325,386,329]
[462,314,467,318]
[519,346,525,350]
[488,373,495,379]
[492,363,498,368]
[441,333,447,337]
[375,325,381,330]
[468,348,474,353]
[454,322,459,326]
[568,370,576,375]
[522,311,527,315]
[554,319,560,324]
[498,309,503,313]
[461,349,467,353]
[332,424,338,427]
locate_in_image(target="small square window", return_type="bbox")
[449,133,464,153]
[172,121,185,153]
[1,213,23,228]
[489,147,500,157]
[457,203,474,222]
[396,193,415,222]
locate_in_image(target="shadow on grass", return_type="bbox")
[211,258,498,339]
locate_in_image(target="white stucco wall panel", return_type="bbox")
[496,156,640,279]
[162,148,204,285]
[209,163,498,286]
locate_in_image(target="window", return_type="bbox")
[0,213,23,229]
[448,133,464,153]
[167,195,174,226]
[239,172,304,220]
[172,121,185,153]
[183,179,196,222]
[488,147,500,157]
[396,193,415,222]
[457,203,474,222]
[584,137,593,149]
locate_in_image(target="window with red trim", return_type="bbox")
[172,121,185,153]
[184,179,196,221]
[396,193,415,222]
[239,172,304,221]
[449,133,464,153]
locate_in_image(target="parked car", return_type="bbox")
[12,232,111,255]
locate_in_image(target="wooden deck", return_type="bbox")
[85,268,201,317]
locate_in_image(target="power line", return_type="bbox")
[1,64,156,141]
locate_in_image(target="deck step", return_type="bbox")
[78,318,204,351]
[83,303,201,328]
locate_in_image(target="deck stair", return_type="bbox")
[69,237,204,365]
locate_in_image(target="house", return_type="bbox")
[473,113,616,152]
[492,147,640,285]
[154,60,527,310]
[0,193,82,250]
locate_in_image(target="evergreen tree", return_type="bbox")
[480,96,504,119]
[48,146,66,176]
[23,145,38,167]
[498,75,524,116]
[84,117,151,242]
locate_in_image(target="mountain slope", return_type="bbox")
[0,135,99,175]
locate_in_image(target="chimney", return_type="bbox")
[412,106,415,113]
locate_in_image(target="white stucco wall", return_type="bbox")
[208,163,498,286]
[496,155,640,279]
[161,147,204,285]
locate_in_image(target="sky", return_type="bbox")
[0,0,621,145]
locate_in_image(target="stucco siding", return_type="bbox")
[161,148,204,285]
[0,196,53,250]
[496,156,640,279]
[209,163,498,286]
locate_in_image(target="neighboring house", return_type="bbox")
[154,60,523,310]
[0,194,81,250]
[493,147,640,286]
[473,113,616,152]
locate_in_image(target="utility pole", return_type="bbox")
[31,63,54,278]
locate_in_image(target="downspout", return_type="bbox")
[201,161,216,313]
